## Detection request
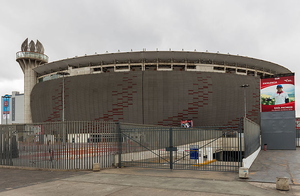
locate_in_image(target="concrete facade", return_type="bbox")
[31,71,260,126]
[15,41,292,125]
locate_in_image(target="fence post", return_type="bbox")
[169,128,173,170]
[239,118,244,167]
[116,122,122,168]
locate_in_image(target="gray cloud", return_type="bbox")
[1,0,300,114]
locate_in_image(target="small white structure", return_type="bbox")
[276,177,289,191]
[239,167,249,179]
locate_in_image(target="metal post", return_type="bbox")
[238,118,243,167]
[244,88,246,118]
[169,128,173,170]
[239,84,249,167]
[159,150,161,163]
[57,72,70,144]
[116,122,122,168]
[240,84,249,118]
[62,75,65,144]
[239,122,242,167]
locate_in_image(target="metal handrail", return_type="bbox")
[16,51,49,63]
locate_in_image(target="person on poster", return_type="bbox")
[267,84,289,105]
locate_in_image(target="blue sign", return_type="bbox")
[2,95,11,115]
[190,145,199,159]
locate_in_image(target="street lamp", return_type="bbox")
[239,84,249,167]
[57,71,70,143]
[240,84,249,118]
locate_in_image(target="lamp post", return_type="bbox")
[57,71,70,143]
[240,84,249,118]
[239,84,249,167]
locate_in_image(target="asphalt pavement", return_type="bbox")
[0,148,300,195]
[0,166,297,196]
[248,148,300,185]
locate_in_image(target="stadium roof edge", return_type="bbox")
[33,51,291,75]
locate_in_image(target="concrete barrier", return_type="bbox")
[242,147,260,168]
[93,162,101,171]
[239,167,249,179]
[276,177,290,191]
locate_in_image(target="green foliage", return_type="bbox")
[261,98,274,105]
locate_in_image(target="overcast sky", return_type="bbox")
[1,0,300,116]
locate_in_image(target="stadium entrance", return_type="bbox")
[120,126,244,172]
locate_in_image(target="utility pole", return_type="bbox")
[57,71,70,143]
[240,84,249,118]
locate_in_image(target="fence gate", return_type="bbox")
[120,127,243,172]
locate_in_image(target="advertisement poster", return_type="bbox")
[296,118,300,130]
[261,76,295,112]
[2,95,11,119]
[181,120,193,128]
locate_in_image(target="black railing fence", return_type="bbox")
[0,119,260,172]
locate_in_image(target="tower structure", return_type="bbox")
[16,38,48,123]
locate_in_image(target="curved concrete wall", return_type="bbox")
[31,71,260,126]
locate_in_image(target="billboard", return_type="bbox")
[296,118,300,130]
[260,76,295,112]
[2,95,11,119]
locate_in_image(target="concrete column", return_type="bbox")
[23,62,37,123]
[17,59,39,124]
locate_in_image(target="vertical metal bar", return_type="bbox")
[239,118,243,167]
[65,121,68,170]
[169,128,173,170]
[83,121,85,170]
[116,122,122,168]
[244,88,246,118]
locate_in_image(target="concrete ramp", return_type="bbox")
[248,148,300,185]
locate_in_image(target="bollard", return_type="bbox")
[263,144,267,151]
[198,149,203,163]
[239,167,249,179]
[93,162,101,172]
[276,177,289,191]
[206,147,213,161]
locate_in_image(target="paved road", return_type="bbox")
[0,168,89,192]
[0,167,299,196]
[1,148,300,195]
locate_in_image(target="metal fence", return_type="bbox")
[0,120,260,172]
[0,121,118,170]
[243,118,261,157]
[120,126,242,172]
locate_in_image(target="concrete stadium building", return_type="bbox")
[16,40,292,126]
